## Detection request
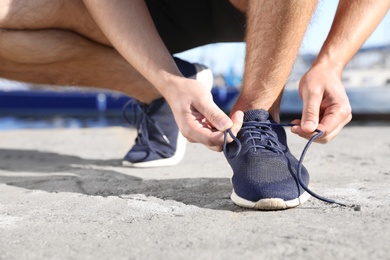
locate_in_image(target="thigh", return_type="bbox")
[146,0,246,54]
[0,0,109,45]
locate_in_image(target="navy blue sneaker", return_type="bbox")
[122,57,213,167]
[224,109,311,210]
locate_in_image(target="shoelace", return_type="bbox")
[224,122,285,158]
[224,122,359,209]
[122,99,172,153]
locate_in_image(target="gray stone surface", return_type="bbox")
[0,125,389,259]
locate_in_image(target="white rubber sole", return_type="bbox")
[231,189,311,211]
[122,132,187,168]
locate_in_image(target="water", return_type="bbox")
[0,115,128,131]
[1,86,390,130]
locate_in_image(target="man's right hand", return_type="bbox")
[164,77,244,151]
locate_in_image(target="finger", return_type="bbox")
[205,145,223,152]
[226,110,244,143]
[316,108,352,143]
[290,119,302,135]
[189,110,243,149]
[291,108,352,143]
[301,90,322,133]
[184,120,226,147]
[200,102,233,131]
[290,119,323,140]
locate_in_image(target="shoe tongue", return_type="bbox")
[244,109,271,122]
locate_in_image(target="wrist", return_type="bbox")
[312,52,345,77]
[155,73,187,101]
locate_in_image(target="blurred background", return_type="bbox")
[1,0,389,130]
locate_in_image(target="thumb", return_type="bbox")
[230,110,244,136]
[225,110,244,143]
[301,94,320,133]
[202,102,233,131]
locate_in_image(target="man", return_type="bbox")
[1,0,389,210]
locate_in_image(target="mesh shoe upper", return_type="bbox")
[224,109,309,203]
[123,98,179,163]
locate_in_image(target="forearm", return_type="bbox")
[233,0,317,117]
[82,0,182,96]
[315,0,390,72]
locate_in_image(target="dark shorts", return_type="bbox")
[145,0,246,54]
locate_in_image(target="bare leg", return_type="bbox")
[231,0,318,121]
[0,0,109,45]
[0,29,162,103]
[0,0,161,103]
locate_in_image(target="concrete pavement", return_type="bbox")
[1,125,389,259]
